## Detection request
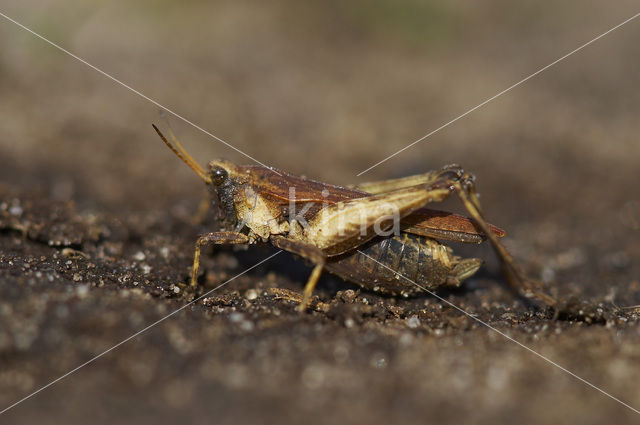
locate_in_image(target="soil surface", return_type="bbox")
[2,168,640,425]
[1,1,640,424]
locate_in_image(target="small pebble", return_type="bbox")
[75,285,89,298]
[370,353,387,369]
[245,289,258,300]
[9,205,23,216]
[229,312,244,323]
[239,321,254,332]
[407,315,421,329]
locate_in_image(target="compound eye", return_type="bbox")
[212,167,228,185]
[438,166,464,181]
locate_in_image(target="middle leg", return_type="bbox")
[270,235,327,311]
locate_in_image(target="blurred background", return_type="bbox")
[1,0,639,424]
[1,0,638,212]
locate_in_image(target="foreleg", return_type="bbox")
[190,231,250,287]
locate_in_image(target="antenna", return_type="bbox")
[152,124,211,184]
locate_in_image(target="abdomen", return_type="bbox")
[324,233,463,296]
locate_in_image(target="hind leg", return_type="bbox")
[452,180,556,306]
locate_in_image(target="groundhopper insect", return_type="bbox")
[153,125,555,311]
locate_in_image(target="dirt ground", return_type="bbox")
[1,1,640,424]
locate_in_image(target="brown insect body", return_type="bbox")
[209,160,487,296]
[153,125,555,309]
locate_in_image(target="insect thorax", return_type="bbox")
[230,184,290,240]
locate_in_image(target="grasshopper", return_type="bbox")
[153,125,555,311]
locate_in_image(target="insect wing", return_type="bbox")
[238,165,506,242]
[401,208,506,243]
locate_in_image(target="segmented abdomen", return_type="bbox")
[324,233,454,296]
